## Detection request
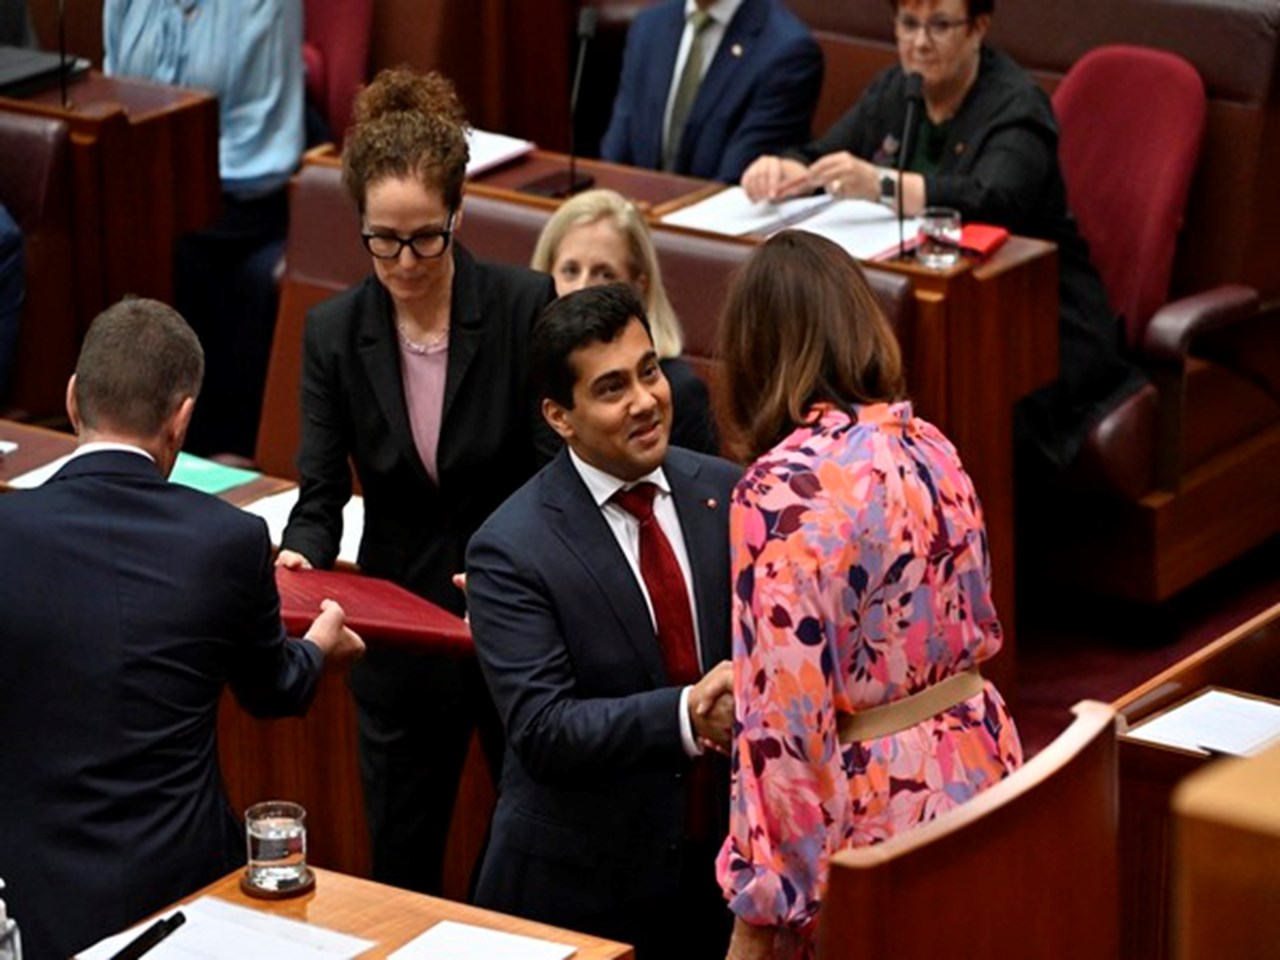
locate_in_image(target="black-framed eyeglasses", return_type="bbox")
[361,213,456,260]
[894,13,972,42]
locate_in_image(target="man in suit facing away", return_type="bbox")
[467,284,741,958]
[0,298,364,960]
[600,0,822,182]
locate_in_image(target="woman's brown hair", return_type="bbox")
[717,230,906,461]
[341,67,469,212]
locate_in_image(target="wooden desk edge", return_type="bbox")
[1111,601,1280,719]
[186,867,635,959]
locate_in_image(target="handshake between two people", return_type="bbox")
[690,660,735,755]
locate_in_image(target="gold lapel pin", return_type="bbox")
[705,498,718,509]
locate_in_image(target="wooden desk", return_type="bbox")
[1111,602,1280,960]
[171,867,634,959]
[0,71,220,316]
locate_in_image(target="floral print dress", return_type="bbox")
[716,402,1023,954]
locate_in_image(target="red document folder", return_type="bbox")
[275,567,472,655]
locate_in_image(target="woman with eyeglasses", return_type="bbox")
[276,67,556,895]
[741,0,1140,473]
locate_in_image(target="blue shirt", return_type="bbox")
[103,0,304,196]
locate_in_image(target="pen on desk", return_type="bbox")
[106,911,186,960]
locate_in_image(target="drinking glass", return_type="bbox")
[917,207,962,269]
[243,800,312,897]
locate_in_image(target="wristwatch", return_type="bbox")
[878,168,898,209]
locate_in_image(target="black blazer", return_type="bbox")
[0,451,322,960]
[466,446,741,949]
[797,46,1140,465]
[281,244,556,612]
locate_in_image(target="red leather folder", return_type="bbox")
[275,567,472,656]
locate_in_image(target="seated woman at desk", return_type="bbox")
[275,67,556,895]
[714,231,1023,960]
[530,189,718,454]
[740,0,1140,470]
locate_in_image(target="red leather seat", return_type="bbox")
[1044,46,1280,602]
[303,0,374,143]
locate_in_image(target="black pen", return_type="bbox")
[106,911,186,960]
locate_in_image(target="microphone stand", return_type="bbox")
[897,73,923,260]
[58,0,69,108]
[521,7,597,198]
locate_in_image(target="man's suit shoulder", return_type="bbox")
[667,446,742,490]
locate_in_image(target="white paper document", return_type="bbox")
[797,200,923,261]
[467,128,536,177]
[76,897,374,960]
[0,439,17,455]
[659,186,920,260]
[1123,688,1280,757]
[388,920,576,960]
[659,186,834,236]
[240,487,365,566]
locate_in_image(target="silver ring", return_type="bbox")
[829,178,843,197]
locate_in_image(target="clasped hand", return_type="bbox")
[689,660,734,754]
[741,151,877,204]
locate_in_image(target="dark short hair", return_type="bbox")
[532,284,651,409]
[716,231,906,461]
[74,298,204,437]
[890,0,994,17]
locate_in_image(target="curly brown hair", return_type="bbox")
[341,67,470,212]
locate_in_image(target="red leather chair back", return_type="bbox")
[1053,45,1206,346]
[303,0,374,143]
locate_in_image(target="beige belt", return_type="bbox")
[837,668,984,743]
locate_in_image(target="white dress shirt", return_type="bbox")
[568,448,705,756]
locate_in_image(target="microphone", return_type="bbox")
[57,0,68,108]
[896,72,923,260]
[521,7,598,198]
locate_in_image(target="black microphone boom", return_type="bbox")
[521,7,598,198]
[896,72,924,260]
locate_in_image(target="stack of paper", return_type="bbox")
[240,487,364,565]
[76,897,374,960]
[1123,688,1280,757]
[658,186,921,260]
[388,920,576,960]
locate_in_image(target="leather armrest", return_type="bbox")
[1141,284,1258,364]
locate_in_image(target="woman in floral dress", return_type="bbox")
[714,231,1023,960]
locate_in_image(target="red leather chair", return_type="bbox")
[303,0,374,144]
[1042,45,1280,603]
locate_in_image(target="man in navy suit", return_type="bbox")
[600,0,822,183]
[0,298,364,960]
[467,285,740,958]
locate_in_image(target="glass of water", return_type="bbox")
[917,206,963,269]
[243,800,313,897]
